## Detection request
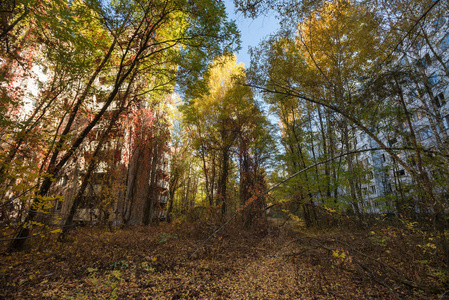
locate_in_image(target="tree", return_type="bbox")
[4,0,239,251]
[247,0,386,223]
[182,54,274,217]
[244,0,449,259]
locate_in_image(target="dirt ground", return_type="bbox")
[1,219,448,299]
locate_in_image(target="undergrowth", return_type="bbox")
[0,218,448,299]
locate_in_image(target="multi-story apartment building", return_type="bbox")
[355,12,449,214]
[50,76,172,226]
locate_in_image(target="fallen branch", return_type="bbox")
[272,234,423,293]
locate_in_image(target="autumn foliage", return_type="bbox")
[1,0,449,298]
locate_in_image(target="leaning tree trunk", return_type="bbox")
[58,96,127,240]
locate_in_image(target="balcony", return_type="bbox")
[156,179,169,190]
[157,195,168,203]
[151,210,167,220]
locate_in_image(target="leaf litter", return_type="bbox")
[0,220,446,299]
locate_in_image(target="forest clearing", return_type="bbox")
[2,0,449,298]
[1,217,448,299]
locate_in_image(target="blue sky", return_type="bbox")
[223,0,281,133]
[224,0,280,68]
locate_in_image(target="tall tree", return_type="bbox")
[182,54,274,216]
[4,0,239,251]
[244,0,449,258]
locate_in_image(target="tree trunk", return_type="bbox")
[219,147,230,216]
[144,141,158,225]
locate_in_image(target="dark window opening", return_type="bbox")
[388,138,397,147]
[434,92,446,107]
[418,53,432,68]
[395,169,406,177]
[428,74,439,86]
[420,127,432,139]
[443,115,449,129]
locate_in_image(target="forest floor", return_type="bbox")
[1,217,448,299]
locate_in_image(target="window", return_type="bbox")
[425,53,432,66]
[420,126,432,139]
[433,16,446,30]
[370,185,376,194]
[443,115,449,129]
[418,53,432,69]
[434,92,446,107]
[439,34,449,51]
[413,111,424,121]
[414,39,424,51]
[408,89,420,103]
[395,169,405,177]
[381,154,386,162]
[388,138,397,147]
[367,172,374,180]
[400,56,407,66]
[362,187,368,195]
[428,74,439,86]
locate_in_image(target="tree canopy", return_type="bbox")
[1,1,449,296]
